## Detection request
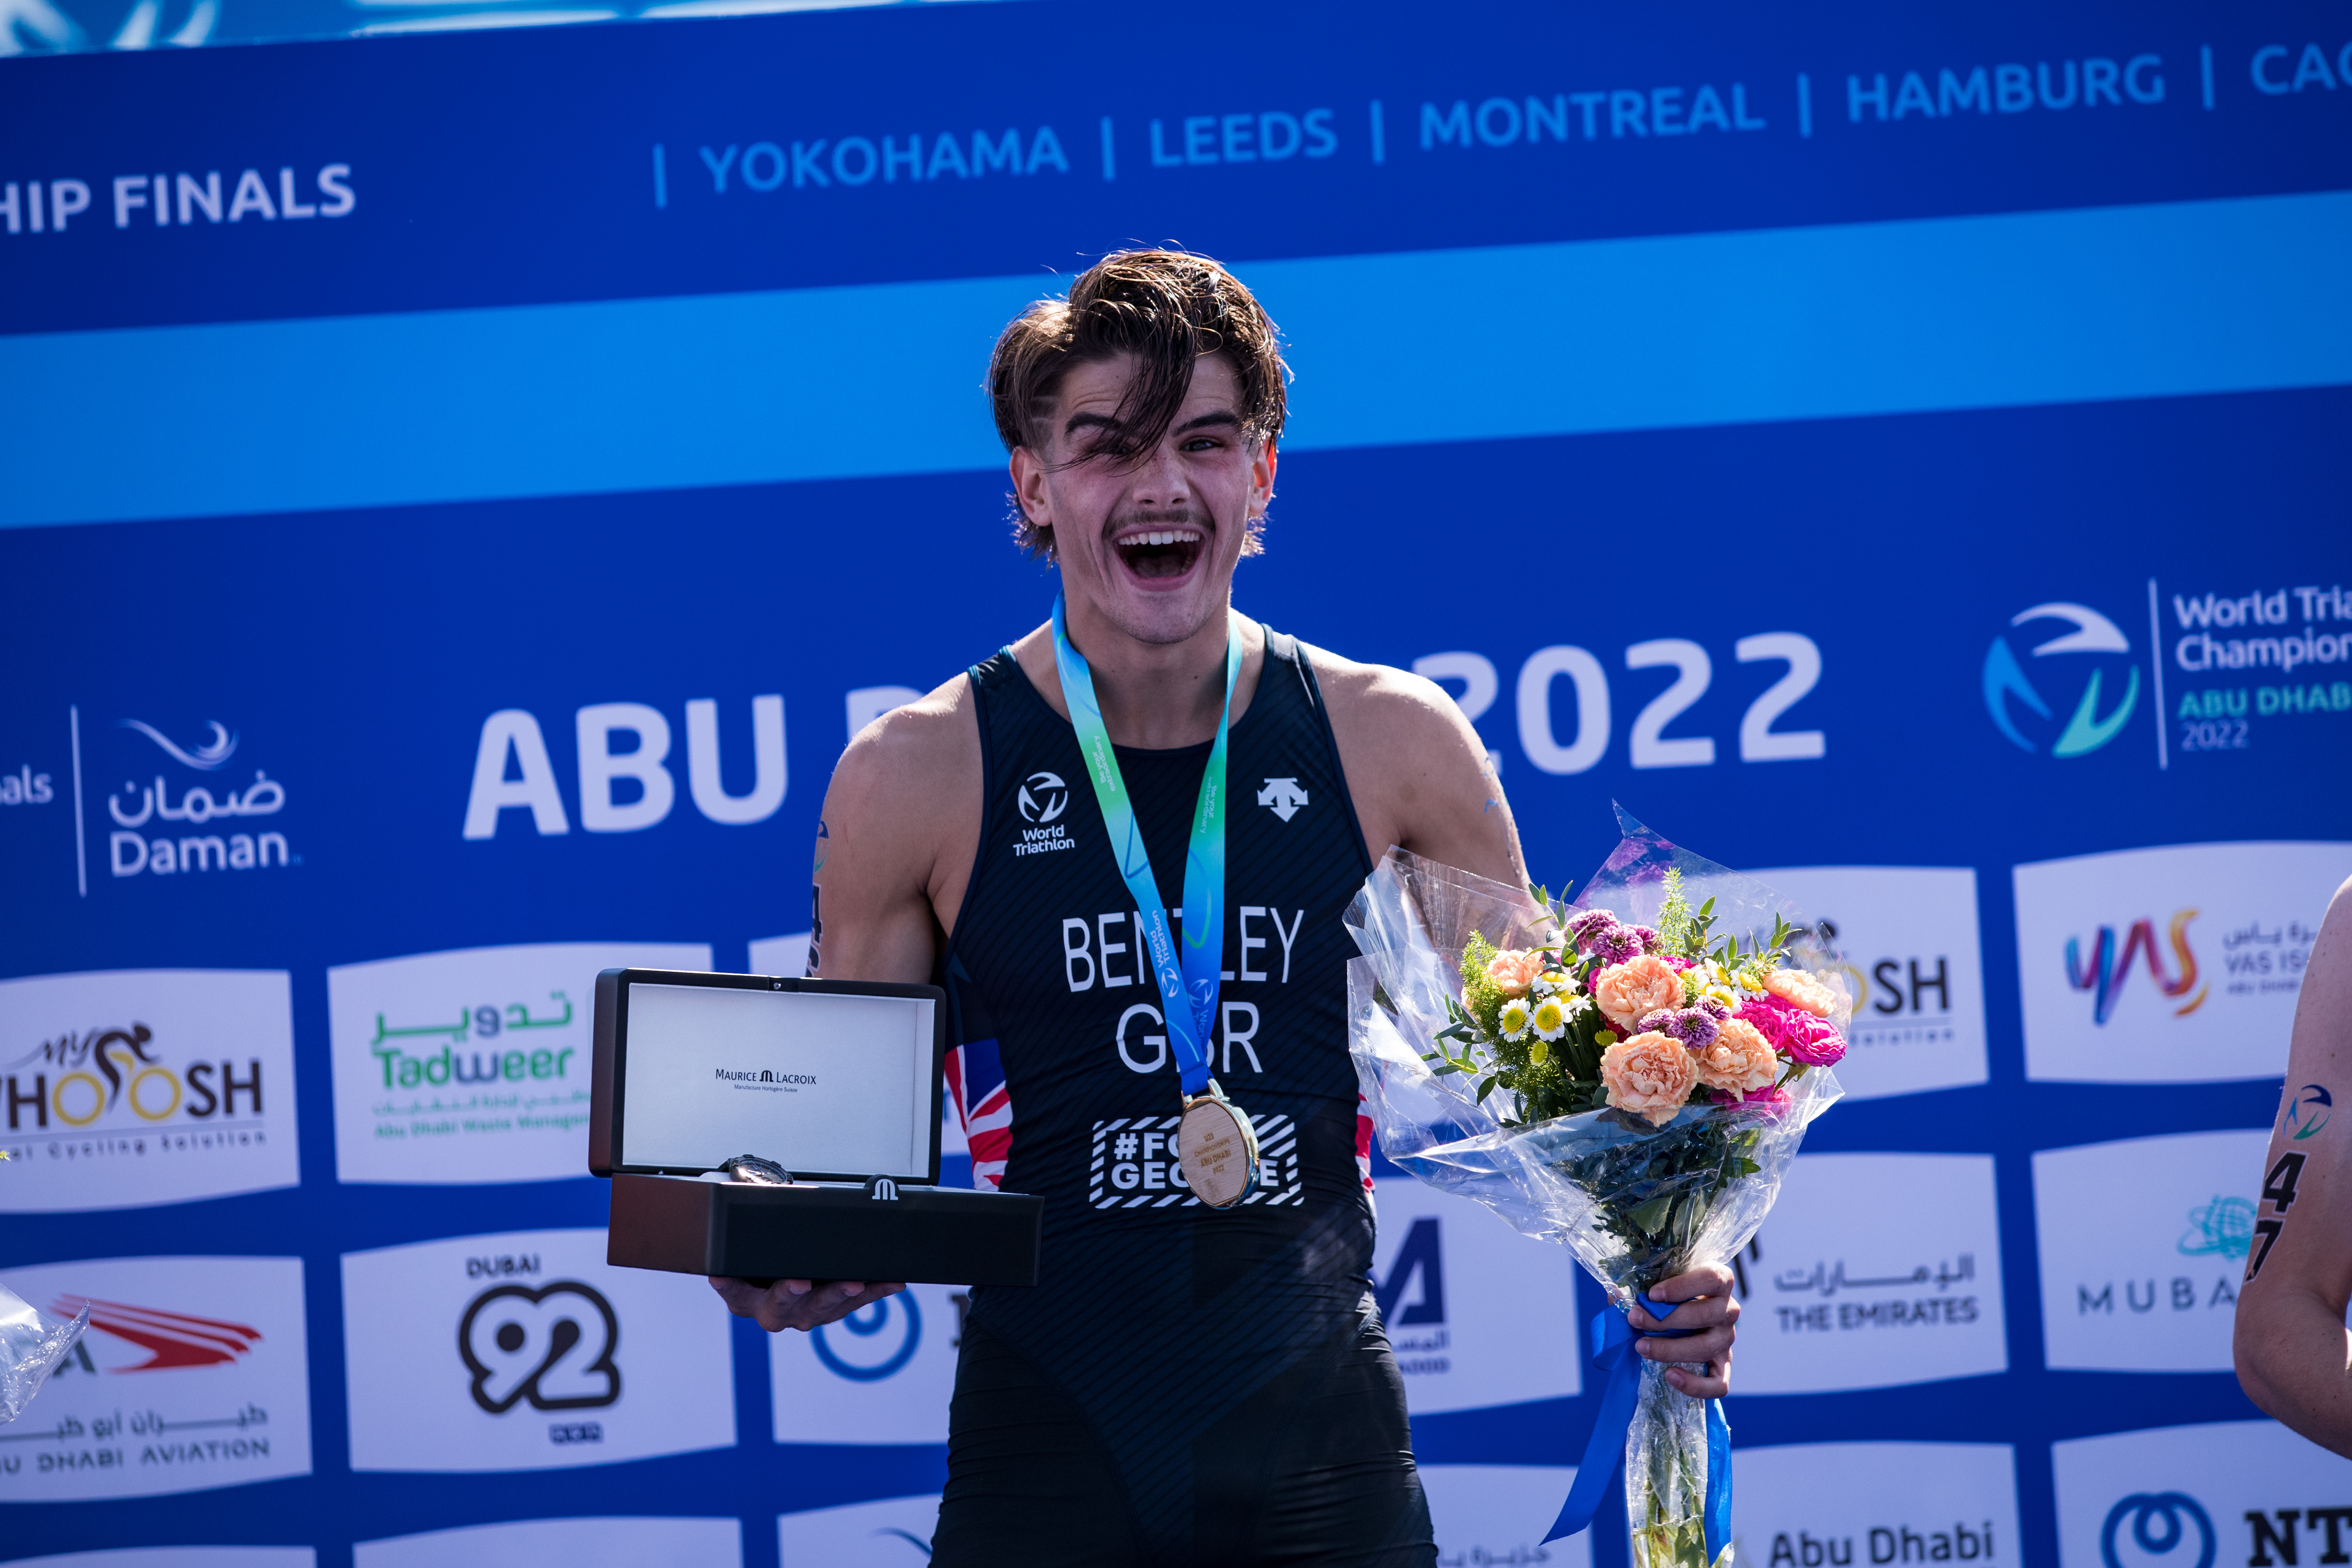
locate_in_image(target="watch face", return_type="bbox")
[1178,1097,1260,1209]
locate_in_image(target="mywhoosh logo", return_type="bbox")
[458,1280,619,1413]
[2066,910,2208,1024]
[2288,1084,2332,1140]
[1017,771,1068,824]
[1983,603,2141,757]
[3,1022,265,1134]
[2101,1493,2214,1568]
[810,1294,920,1382]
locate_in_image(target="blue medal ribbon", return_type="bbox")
[1544,1293,1733,1561]
[1048,591,1240,1099]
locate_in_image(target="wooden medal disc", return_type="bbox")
[1176,1093,1261,1209]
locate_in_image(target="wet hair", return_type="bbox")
[988,248,1288,559]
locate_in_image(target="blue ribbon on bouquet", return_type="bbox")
[1544,1294,1733,1560]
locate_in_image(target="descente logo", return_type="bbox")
[715,1069,816,1085]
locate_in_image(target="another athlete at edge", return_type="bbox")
[711,251,1744,1565]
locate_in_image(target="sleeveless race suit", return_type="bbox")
[930,630,1436,1568]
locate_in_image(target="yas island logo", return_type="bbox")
[1984,603,2142,757]
[2067,910,2209,1025]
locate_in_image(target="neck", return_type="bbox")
[1059,591,1240,750]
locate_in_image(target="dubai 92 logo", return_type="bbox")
[1983,603,2144,758]
[457,1280,619,1414]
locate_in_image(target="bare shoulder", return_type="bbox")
[826,674,981,858]
[1302,642,1478,747]
[1298,640,1525,886]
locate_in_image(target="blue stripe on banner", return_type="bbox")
[4,189,2348,529]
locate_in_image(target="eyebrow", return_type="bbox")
[1061,409,1242,438]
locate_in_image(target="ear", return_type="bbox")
[1248,440,1278,519]
[1009,445,1053,531]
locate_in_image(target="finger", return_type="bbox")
[778,1279,815,1298]
[1638,1326,1733,1365]
[1664,1361,1730,1399]
[1649,1265,1736,1303]
[1635,1294,1736,1332]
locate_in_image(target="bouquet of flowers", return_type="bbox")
[1345,811,1847,1568]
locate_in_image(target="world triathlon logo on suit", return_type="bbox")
[1013,771,1076,858]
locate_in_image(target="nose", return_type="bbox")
[1124,439,1191,509]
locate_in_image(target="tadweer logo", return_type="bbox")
[1982,603,2142,758]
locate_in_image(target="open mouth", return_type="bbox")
[1112,525,1207,582]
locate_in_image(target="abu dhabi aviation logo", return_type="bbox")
[1983,603,2142,758]
[102,716,296,880]
[48,1295,264,1374]
[2067,911,2208,1025]
[2101,1493,2213,1568]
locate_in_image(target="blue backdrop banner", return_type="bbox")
[2,3,2349,1566]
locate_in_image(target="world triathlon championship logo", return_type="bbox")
[1982,603,2141,757]
[2066,910,2208,1024]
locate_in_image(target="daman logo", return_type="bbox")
[2066,912,2208,1025]
[1983,603,2143,758]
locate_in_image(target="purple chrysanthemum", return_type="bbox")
[1638,1007,1720,1050]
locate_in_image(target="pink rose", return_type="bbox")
[1599,1032,1701,1126]
[1592,955,1684,1032]
[1484,949,1546,998]
[1692,1017,1778,1095]
[1740,992,1847,1066]
[1764,967,1842,1018]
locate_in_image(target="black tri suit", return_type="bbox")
[929,630,1437,1568]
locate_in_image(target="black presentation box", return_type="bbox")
[590,967,1042,1286]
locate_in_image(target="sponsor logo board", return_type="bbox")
[2052,1420,2352,1568]
[326,941,710,1185]
[1752,868,1988,1101]
[2015,842,2352,1083]
[0,1255,310,1502]
[1730,1442,2018,1568]
[354,1517,741,1568]
[0,971,298,1213]
[0,1553,316,1568]
[2034,1130,2266,1372]
[769,1284,959,1446]
[1419,1464,1590,1568]
[1370,1178,1583,1414]
[340,1228,734,1472]
[1733,1153,2006,1394]
[778,1497,942,1567]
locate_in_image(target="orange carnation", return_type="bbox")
[1599,1032,1700,1125]
[1692,1017,1779,1096]
[1764,967,1842,1018]
[1592,955,1684,1032]
[1484,949,1546,998]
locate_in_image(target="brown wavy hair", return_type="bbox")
[988,248,1289,560]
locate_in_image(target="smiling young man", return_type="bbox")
[711,250,1742,1566]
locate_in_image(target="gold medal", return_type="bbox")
[1176,1081,1261,1209]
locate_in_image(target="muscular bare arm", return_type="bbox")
[708,676,983,1334]
[2235,875,2352,1455]
[1311,645,1742,1397]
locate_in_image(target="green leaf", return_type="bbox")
[1625,1194,1675,1233]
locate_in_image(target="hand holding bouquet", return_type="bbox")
[1346,811,1848,1568]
